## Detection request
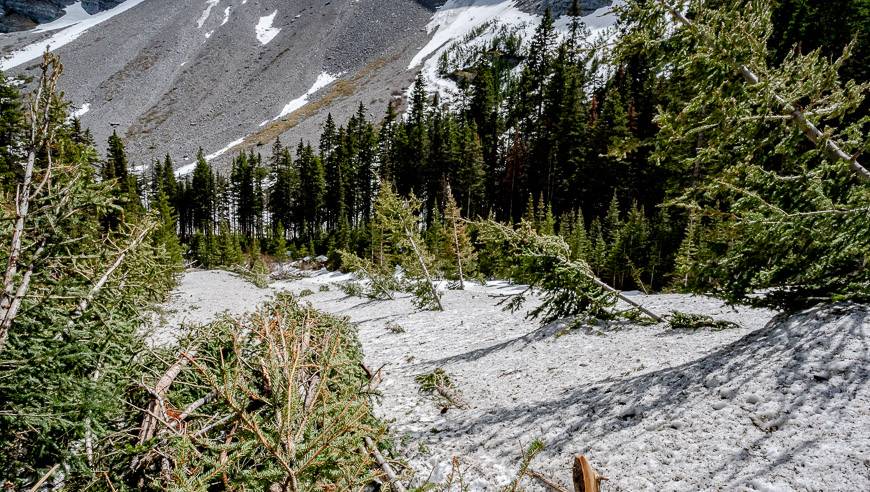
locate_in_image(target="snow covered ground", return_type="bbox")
[150,269,870,490]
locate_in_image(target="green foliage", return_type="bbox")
[475,220,618,324]
[616,0,870,308]
[136,294,391,490]
[343,184,442,310]
[299,288,314,297]
[668,311,740,331]
[0,56,180,486]
[503,439,545,492]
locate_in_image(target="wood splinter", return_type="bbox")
[572,455,608,492]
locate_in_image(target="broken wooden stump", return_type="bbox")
[572,455,608,492]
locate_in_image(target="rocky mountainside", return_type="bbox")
[0,0,615,174]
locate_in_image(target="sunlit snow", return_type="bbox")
[1,0,148,71]
[71,103,90,118]
[255,11,281,45]
[197,0,220,29]
[221,6,232,26]
[206,137,245,161]
[408,0,621,105]
[261,72,340,126]
[32,2,91,33]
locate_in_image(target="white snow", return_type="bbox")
[205,137,245,162]
[70,102,90,118]
[267,71,340,122]
[32,2,91,32]
[220,6,232,26]
[408,0,622,105]
[154,269,870,490]
[408,0,535,69]
[1,0,149,71]
[255,11,281,45]
[196,0,220,29]
[173,162,196,177]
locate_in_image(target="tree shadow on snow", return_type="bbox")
[427,303,869,485]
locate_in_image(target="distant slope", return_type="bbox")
[0,0,614,175]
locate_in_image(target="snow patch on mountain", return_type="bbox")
[408,0,535,69]
[32,2,91,33]
[409,0,621,105]
[255,10,281,45]
[220,6,231,26]
[0,0,148,70]
[196,0,220,29]
[71,102,90,118]
[277,72,339,118]
[205,137,245,162]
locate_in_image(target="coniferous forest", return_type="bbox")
[162,0,867,308]
[0,0,868,489]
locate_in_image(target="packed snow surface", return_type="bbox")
[0,0,149,70]
[153,269,870,490]
[255,11,281,45]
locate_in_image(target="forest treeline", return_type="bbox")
[154,0,867,304]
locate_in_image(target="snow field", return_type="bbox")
[149,269,870,490]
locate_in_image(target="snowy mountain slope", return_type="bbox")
[0,0,614,174]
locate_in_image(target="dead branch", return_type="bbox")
[362,436,407,492]
[527,468,571,492]
[28,464,60,492]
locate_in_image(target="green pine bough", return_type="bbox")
[132,293,396,491]
[475,220,663,325]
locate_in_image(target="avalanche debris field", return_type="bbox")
[151,269,870,491]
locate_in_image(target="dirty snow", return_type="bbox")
[151,268,870,490]
[0,0,148,70]
[255,11,281,45]
[264,72,339,124]
[196,0,220,29]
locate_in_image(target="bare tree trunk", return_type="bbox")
[362,436,406,492]
[402,221,443,311]
[0,53,61,352]
[451,214,465,290]
[658,0,870,182]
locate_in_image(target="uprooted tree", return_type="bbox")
[475,219,663,325]
[615,0,869,309]
[341,182,443,310]
[0,53,181,487]
[131,294,395,491]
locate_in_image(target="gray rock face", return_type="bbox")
[516,0,613,15]
[2,0,614,173]
[0,0,125,32]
